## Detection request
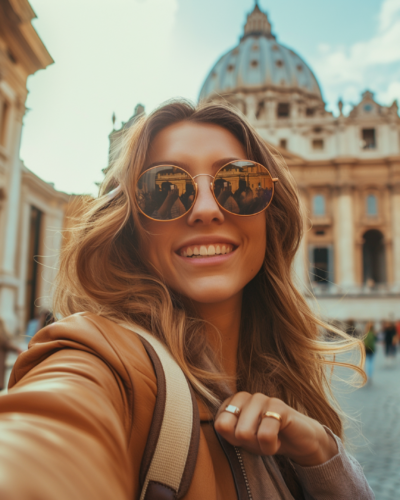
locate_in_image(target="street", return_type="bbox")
[336,344,400,500]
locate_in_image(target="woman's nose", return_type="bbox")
[186,176,225,225]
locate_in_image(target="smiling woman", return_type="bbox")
[0,100,373,499]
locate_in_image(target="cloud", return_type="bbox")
[311,0,400,112]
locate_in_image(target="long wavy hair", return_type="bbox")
[54,100,365,439]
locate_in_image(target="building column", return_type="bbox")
[37,209,65,312]
[293,188,308,290]
[0,101,24,333]
[392,184,400,291]
[336,186,356,289]
[16,194,31,329]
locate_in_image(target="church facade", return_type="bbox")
[197,3,400,322]
[112,4,400,322]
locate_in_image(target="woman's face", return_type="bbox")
[139,121,267,305]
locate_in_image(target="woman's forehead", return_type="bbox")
[145,121,246,170]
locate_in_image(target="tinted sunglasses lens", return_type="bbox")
[214,161,273,215]
[136,166,196,220]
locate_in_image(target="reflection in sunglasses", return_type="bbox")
[136,161,275,220]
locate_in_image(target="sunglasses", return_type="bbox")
[135,160,278,221]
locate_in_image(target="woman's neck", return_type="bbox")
[193,291,242,380]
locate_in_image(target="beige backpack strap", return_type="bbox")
[121,323,200,500]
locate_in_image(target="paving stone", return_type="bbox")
[334,344,400,500]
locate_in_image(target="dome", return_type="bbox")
[199,4,323,102]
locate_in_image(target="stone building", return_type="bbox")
[199,3,400,321]
[0,0,70,335]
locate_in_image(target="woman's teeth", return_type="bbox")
[181,244,233,258]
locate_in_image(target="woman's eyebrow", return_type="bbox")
[145,157,242,172]
[145,160,190,170]
[211,157,241,170]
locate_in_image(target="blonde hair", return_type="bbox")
[54,100,365,439]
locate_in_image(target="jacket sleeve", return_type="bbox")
[0,348,132,500]
[292,428,375,500]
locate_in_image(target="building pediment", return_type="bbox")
[0,0,53,76]
[348,90,399,122]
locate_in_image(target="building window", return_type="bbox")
[277,103,290,118]
[313,247,329,283]
[312,139,324,150]
[25,206,43,323]
[306,107,315,116]
[362,128,376,149]
[7,49,17,64]
[279,138,287,149]
[0,98,10,146]
[363,229,386,284]
[313,194,325,216]
[366,194,377,216]
[255,101,265,119]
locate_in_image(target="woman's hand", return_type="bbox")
[215,392,338,467]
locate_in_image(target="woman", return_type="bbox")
[364,321,376,381]
[0,101,373,499]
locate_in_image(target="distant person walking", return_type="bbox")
[364,321,376,382]
[25,310,54,343]
[0,318,22,391]
[383,320,397,361]
[346,319,359,337]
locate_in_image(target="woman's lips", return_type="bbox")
[179,243,234,258]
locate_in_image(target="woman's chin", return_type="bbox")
[176,282,242,306]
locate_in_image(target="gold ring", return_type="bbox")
[224,404,241,417]
[262,411,282,423]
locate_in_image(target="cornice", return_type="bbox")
[300,155,400,168]
[8,0,35,22]
[21,166,71,205]
[0,0,53,77]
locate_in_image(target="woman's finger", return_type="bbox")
[234,393,267,451]
[214,392,252,445]
[257,415,281,455]
[256,398,288,455]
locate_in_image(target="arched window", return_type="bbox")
[313,194,325,216]
[366,194,377,216]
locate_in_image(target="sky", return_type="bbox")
[20,0,400,196]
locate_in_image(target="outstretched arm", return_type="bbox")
[0,349,132,500]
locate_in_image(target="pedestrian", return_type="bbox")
[384,320,397,363]
[0,318,22,391]
[0,101,374,499]
[363,321,376,382]
[346,319,359,337]
[395,319,400,346]
[25,309,54,343]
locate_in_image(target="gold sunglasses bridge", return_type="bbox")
[192,173,214,187]
[192,174,214,180]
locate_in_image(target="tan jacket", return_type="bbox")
[0,313,374,499]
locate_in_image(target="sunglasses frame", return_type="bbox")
[136,159,279,221]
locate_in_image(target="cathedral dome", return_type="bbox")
[199,3,323,102]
